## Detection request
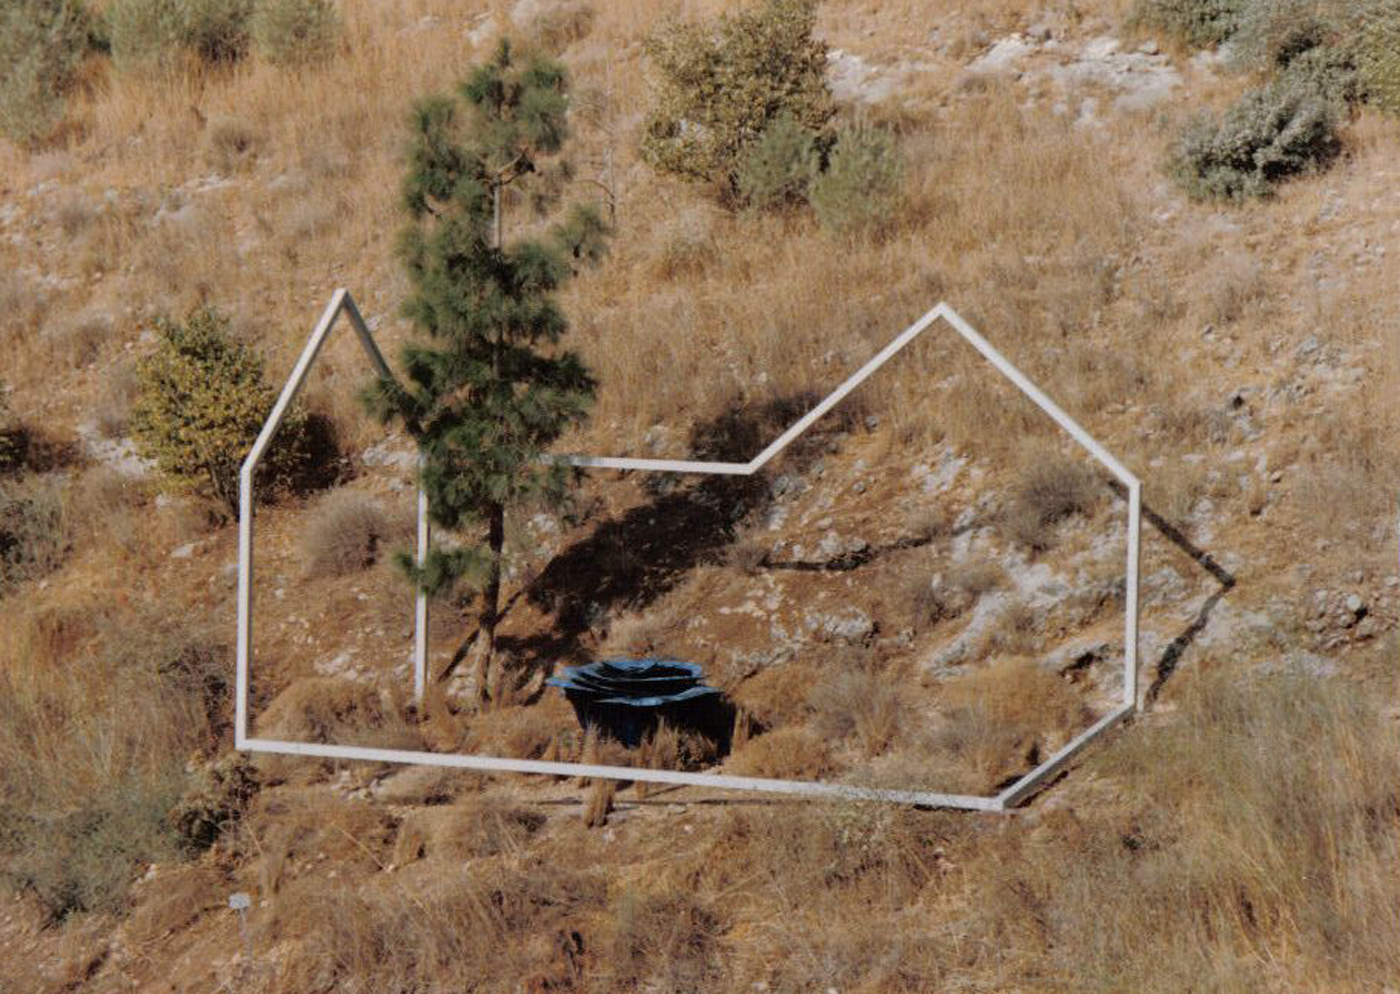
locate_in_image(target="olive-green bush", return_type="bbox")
[250,0,339,66]
[130,305,308,512]
[1171,78,1341,200]
[808,124,904,236]
[0,0,92,145]
[735,114,820,212]
[641,0,834,200]
[1129,0,1248,48]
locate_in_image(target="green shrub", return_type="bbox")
[107,0,252,74]
[640,0,834,200]
[1170,79,1341,200]
[250,0,339,66]
[1129,0,1248,48]
[130,305,308,513]
[808,124,904,236]
[735,114,820,211]
[0,0,91,145]
[0,475,68,594]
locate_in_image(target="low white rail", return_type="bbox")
[236,292,1142,811]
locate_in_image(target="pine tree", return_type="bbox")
[369,40,609,706]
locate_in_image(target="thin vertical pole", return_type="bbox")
[414,459,429,703]
[236,467,253,747]
[1125,480,1142,709]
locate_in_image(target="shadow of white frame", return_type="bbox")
[236,290,1141,812]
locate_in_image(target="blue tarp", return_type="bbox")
[548,658,721,745]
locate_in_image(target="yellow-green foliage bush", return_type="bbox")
[130,305,307,512]
[641,0,834,200]
[0,0,91,145]
[250,0,339,66]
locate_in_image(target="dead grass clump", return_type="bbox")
[808,668,907,757]
[464,703,560,760]
[727,725,833,779]
[393,794,546,865]
[244,788,394,897]
[730,658,823,729]
[125,864,224,944]
[204,114,263,173]
[288,858,604,990]
[94,360,139,438]
[515,0,595,53]
[0,474,70,595]
[901,557,1005,631]
[257,678,420,753]
[923,658,1093,791]
[1003,454,1102,552]
[44,310,110,368]
[301,489,393,578]
[604,888,725,990]
[51,189,98,237]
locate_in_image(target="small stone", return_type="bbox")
[1345,594,1364,614]
[171,542,196,559]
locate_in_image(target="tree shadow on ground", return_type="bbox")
[442,392,848,691]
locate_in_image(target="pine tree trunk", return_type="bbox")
[474,500,505,707]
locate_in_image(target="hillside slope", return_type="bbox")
[1,1,1398,991]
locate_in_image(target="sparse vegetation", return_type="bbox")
[641,0,834,200]
[130,305,309,513]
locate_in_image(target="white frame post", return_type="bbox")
[236,293,1142,811]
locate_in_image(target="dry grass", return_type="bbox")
[299,489,400,578]
[726,725,834,779]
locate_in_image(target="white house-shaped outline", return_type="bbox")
[236,291,1142,812]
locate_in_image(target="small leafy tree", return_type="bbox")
[641,0,834,201]
[130,305,307,513]
[368,40,609,705]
